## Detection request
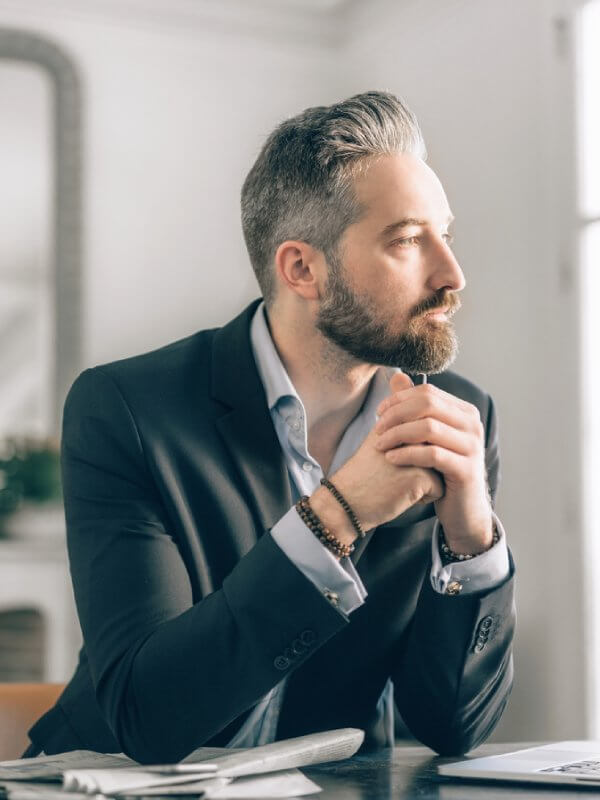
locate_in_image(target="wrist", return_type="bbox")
[439,517,497,562]
[309,486,358,549]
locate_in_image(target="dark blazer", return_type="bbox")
[29,298,515,763]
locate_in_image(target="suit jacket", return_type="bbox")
[28,298,515,763]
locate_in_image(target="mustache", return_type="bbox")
[412,290,461,318]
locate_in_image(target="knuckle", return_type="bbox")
[430,446,443,467]
[421,400,434,419]
[423,417,437,437]
[405,479,422,506]
[469,403,481,420]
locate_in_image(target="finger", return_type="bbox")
[388,371,414,395]
[375,418,478,457]
[384,444,473,485]
[375,392,483,437]
[377,382,480,422]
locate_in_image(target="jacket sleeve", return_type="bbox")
[62,367,347,763]
[392,393,516,755]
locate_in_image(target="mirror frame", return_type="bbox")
[0,27,82,436]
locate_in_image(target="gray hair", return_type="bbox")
[240,90,427,308]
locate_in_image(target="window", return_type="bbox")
[579,0,600,737]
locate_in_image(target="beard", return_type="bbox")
[315,261,461,375]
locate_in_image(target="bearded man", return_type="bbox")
[26,91,515,763]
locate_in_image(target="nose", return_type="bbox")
[427,237,466,293]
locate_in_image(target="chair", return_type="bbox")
[0,683,64,761]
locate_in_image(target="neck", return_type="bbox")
[264,303,378,438]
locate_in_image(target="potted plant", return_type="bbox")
[0,436,64,540]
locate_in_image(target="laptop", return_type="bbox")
[438,741,600,786]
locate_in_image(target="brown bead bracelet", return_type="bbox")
[319,477,365,539]
[438,521,500,565]
[296,496,355,559]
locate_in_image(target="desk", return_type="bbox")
[304,743,594,799]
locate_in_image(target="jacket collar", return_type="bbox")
[211,298,292,534]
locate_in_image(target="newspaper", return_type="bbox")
[0,728,363,797]
[0,752,135,781]
[0,770,321,799]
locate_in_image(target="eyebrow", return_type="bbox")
[380,214,455,238]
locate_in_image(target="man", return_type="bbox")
[27,91,515,763]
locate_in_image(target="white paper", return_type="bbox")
[0,751,134,781]
[121,770,320,798]
[186,728,364,778]
[63,769,217,795]
[206,769,321,798]
[59,728,362,794]
[0,781,106,800]
[0,728,361,797]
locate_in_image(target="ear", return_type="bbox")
[273,240,325,301]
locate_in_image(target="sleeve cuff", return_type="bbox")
[430,511,510,595]
[271,506,367,614]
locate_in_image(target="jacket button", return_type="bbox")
[481,615,494,629]
[474,643,485,653]
[274,655,290,671]
[299,629,317,646]
[291,639,307,656]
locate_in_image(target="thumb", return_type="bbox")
[388,371,414,395]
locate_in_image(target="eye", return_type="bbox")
[392,236,420,247]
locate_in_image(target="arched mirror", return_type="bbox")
[0,28,82,439]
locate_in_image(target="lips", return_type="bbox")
[424,306,450,316]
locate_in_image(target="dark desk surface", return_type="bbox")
[304,743,598,799]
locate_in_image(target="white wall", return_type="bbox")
[0,1,346,364]
[0,0,586,743]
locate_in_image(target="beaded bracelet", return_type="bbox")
[295,496,355,558]
[439,521,500,565]
[319,477,365,539]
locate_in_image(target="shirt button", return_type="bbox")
[292,420,301,431]
[302,462,313,471]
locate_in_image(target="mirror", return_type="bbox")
[0,28,82,439]
[0,61,53,437]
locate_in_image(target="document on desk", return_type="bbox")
[0,770,320,799]
[0,728,363,797]
[0,752,135,781]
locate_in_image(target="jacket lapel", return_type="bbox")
[211,299,292,536]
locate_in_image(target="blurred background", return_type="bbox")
[0,0,598,746]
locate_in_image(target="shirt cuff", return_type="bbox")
[271,506,367,614]
[430,511,510,595]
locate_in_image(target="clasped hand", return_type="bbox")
[375,372,493,555]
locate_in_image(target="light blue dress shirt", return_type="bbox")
[227,300,509,747]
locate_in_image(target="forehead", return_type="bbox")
[351,153,452,230]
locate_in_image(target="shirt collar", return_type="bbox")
[249,299,403,417]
